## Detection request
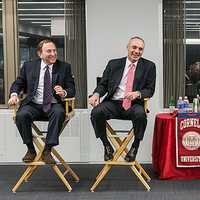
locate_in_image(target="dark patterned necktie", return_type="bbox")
[43,65,52,112]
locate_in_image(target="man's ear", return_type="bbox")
[37,50,41,58]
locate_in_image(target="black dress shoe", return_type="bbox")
[41,150,56,164]
[22,150,36,163]
[124,146,138,162]
[104,145,114,161]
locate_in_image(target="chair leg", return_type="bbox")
[51,148,80,182]
[24,165,39,182]
[12,166,35,193]
[105,123,151,191]
[52,165,72,192]
[91,134,132,192]
[35,130,79,183]
[130,165,151,191]
[113,136,151,183]
[134,161,151,181]
[23,149,44,181]
[95,165,107,180]
[90,164,112,192]
[113,134,133,160]
[34,137,73,191]
[12,140,44,192]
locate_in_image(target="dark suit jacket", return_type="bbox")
[10,59,75,107]
[93,57,156,104]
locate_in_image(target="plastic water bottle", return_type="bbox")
[197,95,200,112]
[183,96,189,112]
[177,96,184,112]
[193,98,199,112]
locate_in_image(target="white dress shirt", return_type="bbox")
[112,58,138,100]
[33,60,57,104]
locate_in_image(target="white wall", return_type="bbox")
[0,0,163,163]
[86,0,163,163]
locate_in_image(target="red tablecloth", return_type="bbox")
[152,113,200,180]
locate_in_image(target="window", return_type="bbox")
[163,0,200,107]
[17,0,87,108]
[0,1,4,104]
[185,1,200,101]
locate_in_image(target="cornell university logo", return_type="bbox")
[182,131,200,151]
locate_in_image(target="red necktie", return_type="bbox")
[122,63,135,110]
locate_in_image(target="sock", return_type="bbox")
[132,138,140,149]
[26,142,36,154]
[100,135,110,147]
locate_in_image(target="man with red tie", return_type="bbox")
[89,36,156,161]
[8,39,75,164]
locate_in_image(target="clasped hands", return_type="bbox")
[8,85,65,106]
[89,91,140,107]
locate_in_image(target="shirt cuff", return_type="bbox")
[10,92,18,97]
[136,91,141,99]
[61,90,67,101]
[63,90,67,97]
[93,92,100,97]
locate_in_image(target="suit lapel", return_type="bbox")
[52,61,59,87]
[115,57,126,86]
[33,59,41,92]
[133,58,144,90]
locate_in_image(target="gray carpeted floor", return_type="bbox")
[0,164,200,200]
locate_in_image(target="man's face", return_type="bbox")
[127,38,144,63]
[39,42,57,64]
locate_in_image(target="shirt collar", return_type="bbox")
[41,60,53,70]
[126,58,138,68]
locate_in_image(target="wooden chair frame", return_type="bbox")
[12,98,80,193]
[90,99,151,192]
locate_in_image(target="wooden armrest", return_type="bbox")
[11,97,75,122]
[64,97,75,116]
[144,98,149,113]
[10,94,24,122]
[12,103,19,123]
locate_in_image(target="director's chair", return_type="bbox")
[12,98,80,193]
[90,99,151,192]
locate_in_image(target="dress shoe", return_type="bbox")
[41,150,56,164]
[124,146,138,162]
[22,150,36,163]
[104,145,114,161]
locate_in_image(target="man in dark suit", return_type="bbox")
[8,39,75,164]
[89,36,156,162]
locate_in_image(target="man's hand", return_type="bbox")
[89,94,100,107]
[124,91,140,101]
[54,85,65,97]
[8,95,19,106]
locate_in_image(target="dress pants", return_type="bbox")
[15,102,65,145]
[90,100,147,140]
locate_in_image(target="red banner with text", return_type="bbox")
[176,115,200,167]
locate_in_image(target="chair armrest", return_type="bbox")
[10,92,25,122]
[64,97,75,116]
[12,97,75,122]
[144,98,149,113]
[11,102,20,123]
[13,105,17,122]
